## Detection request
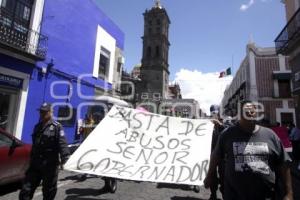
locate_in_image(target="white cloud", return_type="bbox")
[240,0,255,11]
[240,0,271,11]
[173,69,232,114]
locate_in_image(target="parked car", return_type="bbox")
[0,128,31,186]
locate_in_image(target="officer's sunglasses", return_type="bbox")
[39,110,49,114]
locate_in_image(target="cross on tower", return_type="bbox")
[154,0,162,8]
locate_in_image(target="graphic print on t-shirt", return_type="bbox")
[233,142,270,175]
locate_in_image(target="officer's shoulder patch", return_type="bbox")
[49,125,54,131]
[60,129,65,136]
[52,120,61,126]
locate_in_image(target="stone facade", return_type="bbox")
[136,2,170,103]
[275,0,300,126]
[222,43,295,125]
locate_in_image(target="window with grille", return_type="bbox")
[0,0,33,32]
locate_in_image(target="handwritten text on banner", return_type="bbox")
[64,106,214,185]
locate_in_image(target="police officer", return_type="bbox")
[19,103,70,200]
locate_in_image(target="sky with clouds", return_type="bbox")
[240,0,271,11]
[94,0,286,113]
[173,69,232,113]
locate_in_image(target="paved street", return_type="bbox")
[291,161,300,200]
[0,170,216,200]
[1,163,299,200]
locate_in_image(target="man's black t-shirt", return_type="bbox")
[214,123,291,200]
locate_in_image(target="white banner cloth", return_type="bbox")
[64,105,214,185]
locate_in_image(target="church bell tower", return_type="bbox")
[138,0,171,102]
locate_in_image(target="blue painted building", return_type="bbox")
[0,0,125,144]
[0,0,47,139]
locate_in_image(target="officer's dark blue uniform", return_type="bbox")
[19,103,70,200]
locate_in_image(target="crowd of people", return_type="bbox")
[17,100,300,200]
[205,100,300,200]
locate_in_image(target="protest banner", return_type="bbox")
[64,105,214,185]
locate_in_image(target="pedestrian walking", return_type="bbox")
[204,100,293,200]
[19,102,70,200]
[82,113,95,141]
[289,126,300,172]
[287,123,295,137]
[271,123,292,151]
[77,113,95,181]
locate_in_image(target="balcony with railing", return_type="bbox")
[0,8,48,60]
[275,8,300,55]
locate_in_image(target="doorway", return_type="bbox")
[280,112,294,126]
[0,87,19,134]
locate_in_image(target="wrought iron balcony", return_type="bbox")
[275,8,300,55]
[0,8,47,60]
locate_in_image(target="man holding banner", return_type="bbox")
[204,100,293,200]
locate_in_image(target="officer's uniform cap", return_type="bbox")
[38,102,52,112]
